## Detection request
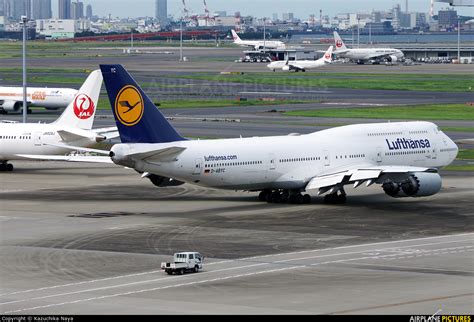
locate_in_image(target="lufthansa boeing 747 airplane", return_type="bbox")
[100,64,458,204]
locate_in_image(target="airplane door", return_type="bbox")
[431,143,437,160]
[376,147,383,163]
[192,158,203,175]
[324,150,330,166]
[34,132,42,146]
[269,153,276,170]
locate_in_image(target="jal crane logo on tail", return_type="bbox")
[115,85,144,126]
[336,40,343,48]
[73,93,95,119]
[325,53,331,59]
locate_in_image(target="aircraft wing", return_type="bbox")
[16,154,113,163]
[305,165,435,194]
[287,63,306,71]
[365,53,397,60]
[43,142,110,155]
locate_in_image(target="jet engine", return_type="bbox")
[388,55,398,63]
[282,65,290,71]
[147,174,185,187]
[0,101,22,113]
[382,172,441,198]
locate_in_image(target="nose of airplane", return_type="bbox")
[451,140,459,162]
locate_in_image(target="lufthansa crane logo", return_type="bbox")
[115,85,144,126]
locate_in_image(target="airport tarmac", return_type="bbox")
[0,43,473,315]
[0,162,473,314]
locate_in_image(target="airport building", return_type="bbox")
[36,18,90,39]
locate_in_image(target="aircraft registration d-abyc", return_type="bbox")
[96,64,458,204]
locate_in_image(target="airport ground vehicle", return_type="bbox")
[161,252,204,275]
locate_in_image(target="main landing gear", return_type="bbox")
[323,190,346,204]
[0,161,13,172]
[258,189,311,204]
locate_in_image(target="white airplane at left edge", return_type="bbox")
[0,70,117,171]
[94,64,458,205]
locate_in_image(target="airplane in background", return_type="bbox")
[0,86,77,114]
[333,31,404,64]
[98,64,458,204]
[231,29,286,50]
[0,70,117,171]
[267,45,333,72]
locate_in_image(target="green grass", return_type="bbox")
[96,97,319,110]
[441,126,474,133]
[457,149,474,160]
[1,75,89,85]
[284,104,474,121]
[443,164,474,171]
[0,67,93,73]
[171,72,474,92]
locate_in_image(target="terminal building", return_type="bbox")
[242,47,318,62]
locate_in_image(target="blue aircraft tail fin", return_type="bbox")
[100,64,186,143]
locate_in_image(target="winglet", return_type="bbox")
[100,65,186,144]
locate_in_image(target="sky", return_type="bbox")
[56,0,473,19]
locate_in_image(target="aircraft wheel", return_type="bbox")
[295,194,304,204]
[6,164,13,172]
[258,190,270,201]
[288,194,296,204]
[271,191,282,203]
[266,193,274,203]
[280,191,289,203]
[303,194,311,204]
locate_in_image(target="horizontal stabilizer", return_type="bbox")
[57,129,91,142]
[129,146,186,162]
[92,126,119,140]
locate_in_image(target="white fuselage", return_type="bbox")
[267,59,326,71]
[235,39,285,50]
[0,123,98,160]
[334,48,404,61]
[111,122,458,190]
[0,87,77,112]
